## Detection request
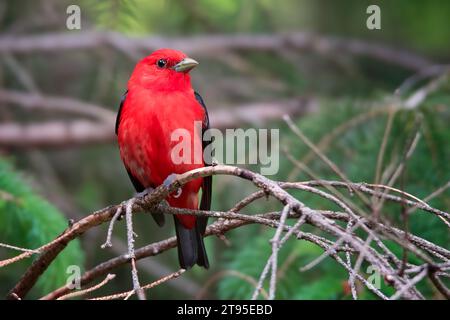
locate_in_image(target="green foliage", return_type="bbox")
[0,159,84,297]
[84,0,145,34]
[218,90,450,299]
[81,0,450,56]
[217,228,351,300]
[3,0,450,300]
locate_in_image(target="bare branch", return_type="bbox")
[197,270,269,300]
[0,121,114,148]
[0,165,446,300]
[428,270,450,299]
[284,114,371,207]
[0,89,115,122]
[390,267,428,300]
[0,97,315,148]
[0,31,433,71]
[123,199,145,300]
[0,242,39,254]
[269,205,290,300]
[57,274,116,300]
[89,269,185,300]
[101,207,122,249]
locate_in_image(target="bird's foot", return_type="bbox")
[163,173,179,188]
[135,187,155,199]
[211,158,219,166]
[118,188,155,222]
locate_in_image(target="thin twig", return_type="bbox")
[390,267,428,300]
[57,274,116,300]
[89,269,185,300]
[407,181,450,215]
[124,199,145,300]
[252,215,307,300]
[349,234,374,300]
[372,107,396,218]
[288,107,392,181]
[283,114,371,207]
[269,205,290,300]
[101,207,123,249]
[345,219,358,300]
[196,270,269,299]
[428,270,450,299]
[300,221,360,272]
[0,243,40,254]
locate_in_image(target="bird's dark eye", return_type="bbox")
[157,59,167,68]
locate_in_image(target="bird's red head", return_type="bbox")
[129,48,198,92]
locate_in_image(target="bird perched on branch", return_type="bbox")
[116,49,212,269]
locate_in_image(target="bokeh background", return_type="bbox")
[0,0,449,299]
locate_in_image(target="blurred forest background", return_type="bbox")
[0,0,449,299]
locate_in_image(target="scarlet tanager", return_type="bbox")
[115,49,211,269]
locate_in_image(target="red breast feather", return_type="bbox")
[118,83,205,229]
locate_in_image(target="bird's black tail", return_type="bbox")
[173,216,209,269]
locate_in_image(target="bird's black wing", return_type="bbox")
[194,91,212,235]
[172,91,212,269]
[116,90,165,226]
[115,90,127,135]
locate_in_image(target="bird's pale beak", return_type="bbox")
[172,57,199,73]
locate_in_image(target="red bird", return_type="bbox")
[116,49,211,269]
